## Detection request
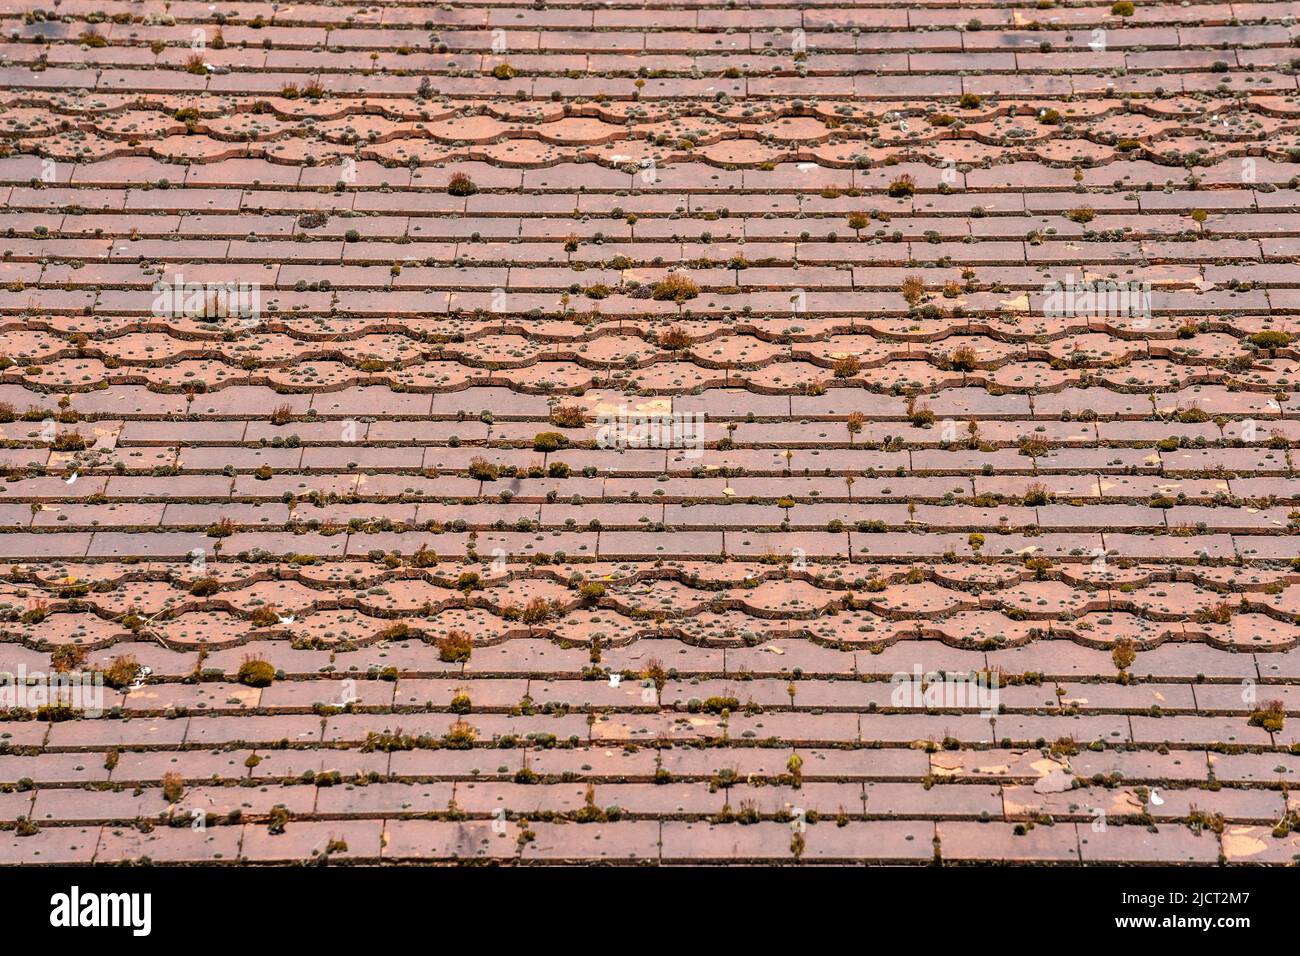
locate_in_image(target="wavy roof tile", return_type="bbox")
[0,0,1297,865]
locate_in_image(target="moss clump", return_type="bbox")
[38,704,78,722]
[1111,638,1137,672]
[50,644,86,672]
[1249,330,1292,350]
[948,345,977,372]
[442,720,477,749]
[237,657,276,687]
[20,601,47,625]
[447,172,477,196]
[189,576,221,597]
[658,326,691,350]
[162,772,184,803]
[467,457,499,481]
[102,655,142,690]
[362,731,418,753]
[249,606,280,627]
[701,696,740,714]
[887,175,916,198]
[52,432,86,451]
[1248,700,1285,733]
[206,518,234,538]
[437,631,473,663]
[550,404,585,427]
[532,431,568,453]
[651,273,700,302]
[832,354,861,378]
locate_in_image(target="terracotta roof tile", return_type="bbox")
[0,0,1298,866]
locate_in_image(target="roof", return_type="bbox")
[0,0,1297,865]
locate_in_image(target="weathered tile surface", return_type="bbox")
[0,0,1298,866]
